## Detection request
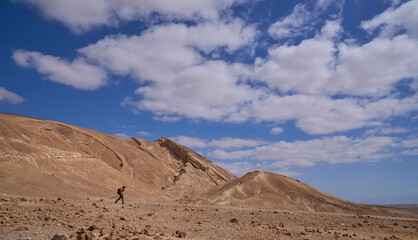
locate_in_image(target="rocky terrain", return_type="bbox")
[1,195,417,240]
[1,113,418,239]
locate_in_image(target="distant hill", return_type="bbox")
[197,171,389,215]
[0,113,406,217]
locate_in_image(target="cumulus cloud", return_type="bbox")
[208,137,268,149]
[249,1,418,134]
[114,133,130,139]
[234,94,370,134]
[268,4,311,39]
[170,135,270,150]
[0,87,24,104]
[268,0,343,40]
[270,127,283,135]
[216,161,302,177]
[401,138,418,148]
[361,0,418,37]
[258,25,418,97]
[77,21,257,120]
[137,131,153,137]
[14,0,244,33]
[365,127,409,136]
[79,20,256,81]
[171,136,208,148]
[209,136,395,168]
[12,50,107,90]
[401,149,418,155]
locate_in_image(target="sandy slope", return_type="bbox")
[0,113,234,202]
[197,171,391,216]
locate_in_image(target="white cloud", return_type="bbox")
[171,136,208,148]
[210,136,395,168]
[361,0,418,37]
[77,21,257,121]
[238,94,371,134]
[114,133,130,139]
[365,126,409,136]
[170,135,268,150]
[137,131,153,136]
[335,35,418,97]
[254,35,337,95]
[216,161,302,177]
[401,149,418,155]
[270,127,283,135]
[14,0,244,33]
[268,0,343,40]
[210,149,254,160]
[12,50,107,90]
[0,87,24,104]
[153,116,182,122]
[208,137,268,149]
[79,21,256,82]
[14,0,112,33]
[258,24,418,97]
[268,4,311,39]
[249,16,418,134]
[401,138,418,148]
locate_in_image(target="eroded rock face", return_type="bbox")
[155,137,236,187]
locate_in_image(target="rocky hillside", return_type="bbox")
[196,171,390,215]
[0,113,235,201]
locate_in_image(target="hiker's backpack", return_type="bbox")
[117,188,121,194]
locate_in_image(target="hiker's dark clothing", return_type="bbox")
[115,187,125,204]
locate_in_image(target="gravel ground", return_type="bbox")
[1,196,418,240]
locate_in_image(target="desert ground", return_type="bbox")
[1,194,418,240]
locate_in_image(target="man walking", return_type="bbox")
[115,186,126,204]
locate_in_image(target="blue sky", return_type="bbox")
[1,0,418,204]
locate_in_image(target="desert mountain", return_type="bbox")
[0,113,235,201]
[0,113,398,216]
[197,171,387,215]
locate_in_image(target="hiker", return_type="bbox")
[115,186,126,204]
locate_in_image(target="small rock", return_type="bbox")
[14,226,29,231]
[88,225,100,231]
[51,235,68,240]
[176,231,186,238]
[230,218,238,223]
